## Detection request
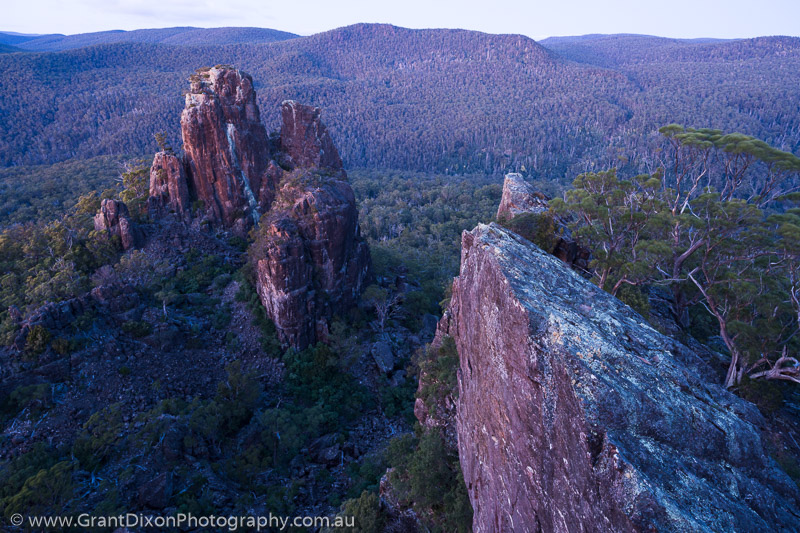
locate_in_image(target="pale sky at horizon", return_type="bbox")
[5,0,800,41]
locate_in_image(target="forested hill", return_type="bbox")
[539,34,735,67]
[1,26,298,51]
[0,24,798,178]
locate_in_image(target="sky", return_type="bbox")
[5,0,800,40]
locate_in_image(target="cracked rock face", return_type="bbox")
[180,67,275,230]
[447,223,799,532]
[280,100,344,172]
[93,199,140,251]
[253,171,370,350]
[148,151,191,219]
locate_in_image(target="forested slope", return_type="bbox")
[6,26,298,51]
[0,24,798,179]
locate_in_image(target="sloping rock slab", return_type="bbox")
[450,223,800,532]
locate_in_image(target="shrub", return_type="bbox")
[71,403,124,471]
[617,284,651,318]
[1,384,50,422]
[215,361,262,433]
[121,320,153,338]
[0,443,59,510]
[283,344,369,423]
[499,211,558,252]
[25,324,51,357]
[416,337,459,410]
[2,461,73,520]
[231,404,327,480]
[347,454,388,499]
[738,376,784,415]
[335,491,386,533]
[51,337,71,355]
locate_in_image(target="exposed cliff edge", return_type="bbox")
[147,66,370,350]
[445,223,800,532]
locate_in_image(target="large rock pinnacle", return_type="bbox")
[280,100,344,172]
[147,66,371,350]
[180,67,274,231]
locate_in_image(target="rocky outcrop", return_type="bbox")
[253,170,370,350]
[10,284,140,352]
[496,172,549,221]
[148,66,370,349]
[280,100,344,172]
[447,223,800,532]
[93,199,141,250]
[497,172,590,271]
[147,67,353,233]
[179,66,276,231]
[148,151,191,219]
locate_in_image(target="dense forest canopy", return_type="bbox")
[1,27,298,51]
[0,25,798,179]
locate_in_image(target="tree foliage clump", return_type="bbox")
[386,428,473,533]
[555,126,800,389]
[0,189,126,345]
[499,211,559,253]
[382,337,472,532]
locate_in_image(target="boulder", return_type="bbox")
[371,340,395,373]
[137,472,173,510]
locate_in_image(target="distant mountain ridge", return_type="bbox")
[539,33,798,67]
[0,31,59,46]
[0,26,298,51]
[0,25,798,178]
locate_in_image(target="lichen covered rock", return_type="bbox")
[496,172,549,221]
[448,223,800,532]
